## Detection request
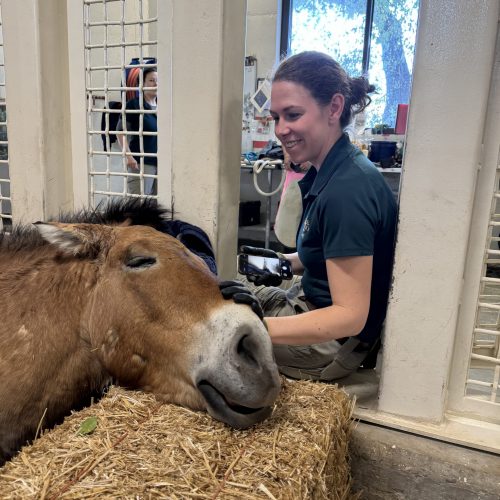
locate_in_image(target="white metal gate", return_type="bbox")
[448,28,500,424]
[77,0,159,208]
[467,188,500,406]
[0,4,11,231]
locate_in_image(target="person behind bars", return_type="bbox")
[117,66,158,196]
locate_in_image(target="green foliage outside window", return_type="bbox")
[289,0,419,129]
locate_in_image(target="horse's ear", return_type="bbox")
[34,222,106,257]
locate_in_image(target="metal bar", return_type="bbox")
[279,0,291,57]
[467,379,495,388]
[471,353,500,366]
[478,302,500,311]
[265,169,272,249]
[362,0,375,75]
[475,328,500,336]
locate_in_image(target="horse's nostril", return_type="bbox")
[236,334,258,367]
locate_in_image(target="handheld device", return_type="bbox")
[238,253,293,280]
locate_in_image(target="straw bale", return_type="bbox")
[0,378,355,499]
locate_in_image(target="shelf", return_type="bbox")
[376,167,401,173]
[364,134,405,142]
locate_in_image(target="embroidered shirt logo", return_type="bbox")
[302,216,310,234]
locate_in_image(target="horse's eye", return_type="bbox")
[125,256,157,269]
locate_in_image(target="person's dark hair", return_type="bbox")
[273,51,375,128]
[142,66,157,81]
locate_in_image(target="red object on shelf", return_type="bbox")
[252,140,268,151]
[395,104,409,135]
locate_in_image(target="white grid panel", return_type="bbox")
[466,166,500,405]
[83,0,158,207]
[0,4,10,231]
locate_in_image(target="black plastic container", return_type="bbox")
[369,141,397,163]
[239,201,261,226]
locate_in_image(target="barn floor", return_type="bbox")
[348,420,500,499]
[335,366,500,499]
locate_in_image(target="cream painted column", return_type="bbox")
[3,0,73,223]
[168,0,246,279]
[378,0,499,421]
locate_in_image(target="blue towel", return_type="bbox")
[160,220,217,275]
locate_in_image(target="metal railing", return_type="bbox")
[466,172,500,404]
[0,5,11,231]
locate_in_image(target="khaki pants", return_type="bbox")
[241,276,371,381]
[127,163,157,196]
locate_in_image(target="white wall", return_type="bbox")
[245,0,279,81]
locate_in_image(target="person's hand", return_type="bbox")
[218,280,264,321]
[248,272,283,287]
[127,155,139,170]
[240,245,284,287]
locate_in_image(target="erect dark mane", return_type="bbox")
[0,198,174,253]
[58,197,173,226]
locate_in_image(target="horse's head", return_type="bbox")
[36,222,281,429]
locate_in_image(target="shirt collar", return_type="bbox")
[303,133,354,198]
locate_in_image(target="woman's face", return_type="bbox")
[270,81,341,168]
[143,71,158,101]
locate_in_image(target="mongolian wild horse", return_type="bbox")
[0,199,280,465]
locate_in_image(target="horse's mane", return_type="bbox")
[0,198,173,253]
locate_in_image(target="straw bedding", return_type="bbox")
[0,378,355,499]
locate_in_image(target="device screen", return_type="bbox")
[247,255,281,276]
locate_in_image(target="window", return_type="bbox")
[281,0,419,129]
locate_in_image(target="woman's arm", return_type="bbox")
[266,255,372,344]
[283,251,304,275]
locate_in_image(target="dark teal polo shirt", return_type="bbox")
[297,133,397,344]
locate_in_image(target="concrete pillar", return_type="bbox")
[3,0,73,222]
[167,0,246,278]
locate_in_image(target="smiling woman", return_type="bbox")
[241,51,397,381]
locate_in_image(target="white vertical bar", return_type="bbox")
[156,0,172,207]
[67,0,90,209]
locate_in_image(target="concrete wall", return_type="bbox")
[2,0,73,222]
[168,0,246,278]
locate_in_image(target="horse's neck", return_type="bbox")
[0,252,110,449]
[3,250,103,348]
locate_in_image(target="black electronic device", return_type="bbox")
[238,253,293,280]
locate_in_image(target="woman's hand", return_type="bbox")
[127,155,139,170]
[218,280,264,321]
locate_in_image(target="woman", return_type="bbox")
[118,66,158,196]
[241,51,397,381]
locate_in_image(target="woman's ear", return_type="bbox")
[328,93,345,124]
